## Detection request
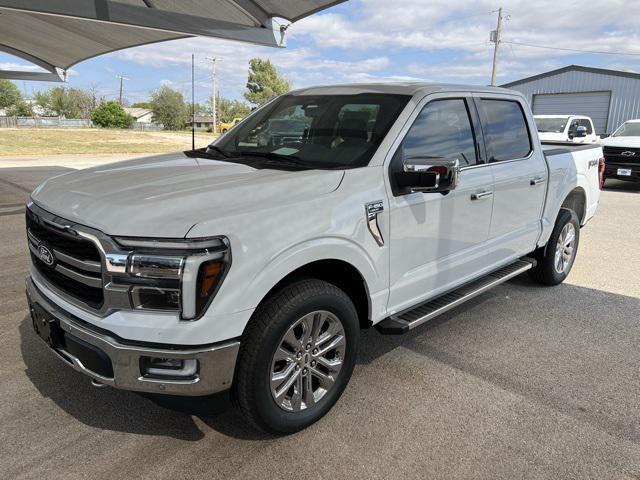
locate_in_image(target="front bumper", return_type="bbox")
[26,276,240,396]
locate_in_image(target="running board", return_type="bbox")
[375,259,535,335]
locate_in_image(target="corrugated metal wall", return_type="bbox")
[506,70,640,134]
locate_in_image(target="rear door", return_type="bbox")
[475,95,547,262]
[387,94,495,313]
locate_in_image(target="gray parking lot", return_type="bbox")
[1,165,639,480]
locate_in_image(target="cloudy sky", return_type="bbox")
[2,0,640,105]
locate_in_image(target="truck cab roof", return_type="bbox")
[288,82,516,97]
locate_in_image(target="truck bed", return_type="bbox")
[540,140,603,230]
[541,141,603,157]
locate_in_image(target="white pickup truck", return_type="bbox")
[25,83,603,434]
[602,119,640,184]
[534,115,600,144]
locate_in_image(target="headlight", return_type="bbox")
[113,236,230,320]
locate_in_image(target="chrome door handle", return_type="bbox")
[530,177,546,186]
[471,191,493,201]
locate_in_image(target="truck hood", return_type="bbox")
[602,136,640,148]
[31,152,345,237]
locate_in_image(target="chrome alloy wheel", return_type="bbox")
[270,310,346,412]
[554,223,576,274]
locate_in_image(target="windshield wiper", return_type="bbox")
[237,150,313,168]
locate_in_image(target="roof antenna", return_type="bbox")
[191,53,195,151]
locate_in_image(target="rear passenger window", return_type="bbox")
[478,99,532,162]
[400,99,478,166]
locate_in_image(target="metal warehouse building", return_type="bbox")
[502,65,640,135]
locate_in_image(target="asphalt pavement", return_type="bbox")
[1,164,639,480]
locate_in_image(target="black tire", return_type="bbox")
[529,208,580,286]
[233,279,359,435]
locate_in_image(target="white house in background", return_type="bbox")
[124,107,154,123]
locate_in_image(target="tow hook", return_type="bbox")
[91,378,107,388]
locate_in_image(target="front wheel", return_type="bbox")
[233,279,359,434]
[530,208,580,286]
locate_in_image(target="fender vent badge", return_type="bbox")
[365,201,384,247]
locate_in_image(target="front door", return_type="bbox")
[387,96,495,314]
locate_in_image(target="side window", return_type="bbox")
[400,99,478,166]
[579,119,593,134]
[569,119,579,133]
[478,99,532,162]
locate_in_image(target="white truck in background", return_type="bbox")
[602,119,640,184]
[25,83,603,434]
[535,115,600,144]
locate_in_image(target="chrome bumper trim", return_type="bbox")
[26,277,240,396]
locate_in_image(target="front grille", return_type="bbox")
[603,146,640,165]
[26,208,104,309]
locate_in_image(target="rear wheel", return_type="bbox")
[530,208,580,286]
[233,279,359,434]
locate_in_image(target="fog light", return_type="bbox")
[131,287,180,311]
[141,357,198,378]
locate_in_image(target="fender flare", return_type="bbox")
[243,236,381,313]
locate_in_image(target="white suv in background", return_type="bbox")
[534,115,599,144]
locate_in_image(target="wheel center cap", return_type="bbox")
[303,353,311,365]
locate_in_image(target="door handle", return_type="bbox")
[530,177,546,186]
[471,191,493,201]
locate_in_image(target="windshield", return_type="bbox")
[535,117,569,133]
[212,93,410,169]
[612,122,640,137]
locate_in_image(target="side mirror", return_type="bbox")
[574,126,588,138]
[395,157,460,193]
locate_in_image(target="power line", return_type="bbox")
[502,40,640,57]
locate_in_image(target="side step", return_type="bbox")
[375,259,535,335]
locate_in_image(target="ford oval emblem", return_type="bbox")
[38,244,55,267]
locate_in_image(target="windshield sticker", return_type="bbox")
[271,147,300,156]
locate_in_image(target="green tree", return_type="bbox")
[0,79,22,111]
[244,58,290,106]
[91,101,134,128]
[34,87,97,118]
[150,85,188,130]
[193,102,209,116]
[7,100,34,117]
[131,101,152,109]
[217,98,251,122]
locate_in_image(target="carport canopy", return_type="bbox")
[0,0,343,81]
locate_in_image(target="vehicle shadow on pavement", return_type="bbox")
[18,316,209,441]
[361,275,640,445]
[603,179,640,193]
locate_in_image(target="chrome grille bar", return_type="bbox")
[52,248,101,273]
[55,264,103,288]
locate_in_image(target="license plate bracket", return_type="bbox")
[30,303,64,348]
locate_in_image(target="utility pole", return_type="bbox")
[490,7,503,86]
[117,75,129,105]
[206,57,218,134]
